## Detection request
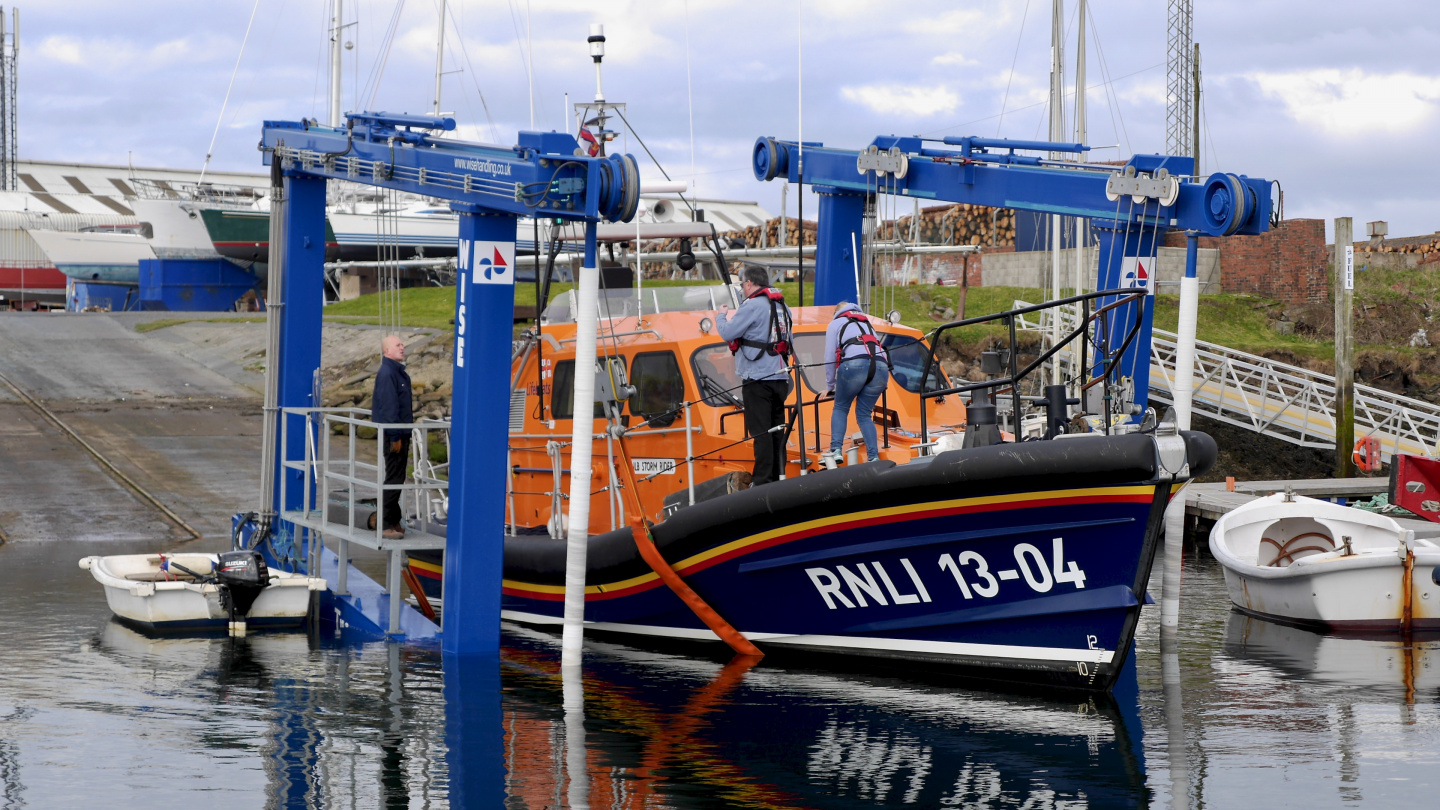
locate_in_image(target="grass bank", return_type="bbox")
[317,281,1340,352]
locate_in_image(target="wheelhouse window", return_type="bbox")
[690,344,743,407]
[628,351,687,427]
[790,333,830,395]
[550,359,617,420]
[882,333,948,394]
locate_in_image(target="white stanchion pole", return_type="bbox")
[561,223,600,667]
[1162,232,1201,633]
[1174,235,1200,432]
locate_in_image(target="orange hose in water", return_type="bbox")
[610,428,763,658]
[401,563,437,622]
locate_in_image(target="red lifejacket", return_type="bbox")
[728,287,792,361]
[834,310,892,386]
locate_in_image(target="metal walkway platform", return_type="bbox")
[1179,477,1440,540]
[278,407,450,635]
[1018,302,1440,462]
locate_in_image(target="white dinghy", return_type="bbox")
[1210,492,1440,632]
[79,550,327,634]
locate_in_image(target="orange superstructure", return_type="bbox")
[505,285,968,537]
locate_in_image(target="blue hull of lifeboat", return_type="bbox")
[499,432,1206,692]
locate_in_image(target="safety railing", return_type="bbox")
[277,406,450,634]
[1017,302,1440,461]
[508,403,706,537]
[917,289,1146,450]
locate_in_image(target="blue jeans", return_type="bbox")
[830,356,888,461]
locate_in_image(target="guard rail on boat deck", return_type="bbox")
[278,406,450,634]
[1016,302,1440,462]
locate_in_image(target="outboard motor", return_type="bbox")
[215,549,269,636]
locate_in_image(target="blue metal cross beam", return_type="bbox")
[256,111,640,655]
[262,113,639,222]
[753,134,1272,414]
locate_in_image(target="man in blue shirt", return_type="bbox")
[371,335,413,538]
[717,267,792,486]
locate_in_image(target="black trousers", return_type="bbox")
[381,436,411,529]
[742,378,790,486]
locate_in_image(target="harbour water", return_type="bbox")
[3,534,1439,808]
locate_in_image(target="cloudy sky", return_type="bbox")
[23,1,1440,239]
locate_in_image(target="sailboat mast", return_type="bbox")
[1073,0,1087,386]
[432,0,447,115]
[1048,0,1064,385]
[329,0,343,127]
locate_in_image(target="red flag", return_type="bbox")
[579,128,600,157]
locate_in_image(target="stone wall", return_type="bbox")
[978,246,1221,292]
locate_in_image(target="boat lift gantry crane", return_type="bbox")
[253,111,639,656]
[752,134,1273,415]
[251,113,1271,658]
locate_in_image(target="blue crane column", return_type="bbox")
[274,172,327,545]
[442,207,518,655]
[813,188,866,306]
[1091,219,1165,414]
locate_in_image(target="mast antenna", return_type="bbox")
[1165,0,1194,168]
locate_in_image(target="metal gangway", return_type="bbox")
[277,406,451,634]
[1016,301,1440,462]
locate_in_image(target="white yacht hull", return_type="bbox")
[27,228,156,283]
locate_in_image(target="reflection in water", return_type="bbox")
[444,652,505,808]
[563,663,590,810]
[87,621,451,808]
[0,705,29,808]
[9,540,1440,807]
[1221,612,1440,698]
[1160,634,1189,810]
[490,625,1151,808]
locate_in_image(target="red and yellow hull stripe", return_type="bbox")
[408,556,443,582]
[502,484,1159,603]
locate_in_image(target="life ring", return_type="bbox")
[1353,436,1381,472]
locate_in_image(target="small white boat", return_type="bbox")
[1209,492,1440,632]
[79,551,326,633]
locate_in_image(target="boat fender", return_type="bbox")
[1353,436,1381,473]
[1152,433,1190,480]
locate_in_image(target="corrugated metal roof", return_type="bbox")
[6,159,269,217]
[15,159,267,196]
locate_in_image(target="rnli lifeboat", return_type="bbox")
[415,282,1213,691]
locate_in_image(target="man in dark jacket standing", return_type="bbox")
[372,335,413,538]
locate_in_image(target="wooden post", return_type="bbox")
[1334,216,1355,478]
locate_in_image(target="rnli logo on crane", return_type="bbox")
[1120,257,1155,296]
[460,239,515,285]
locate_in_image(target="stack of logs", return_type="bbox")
[728,203,1015,249]
[879,203,1015,247]
[630,204,1015,279]
[1368,236,1440,264]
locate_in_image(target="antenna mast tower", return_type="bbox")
[0,7,16,191]
[1165,0,1193,169]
